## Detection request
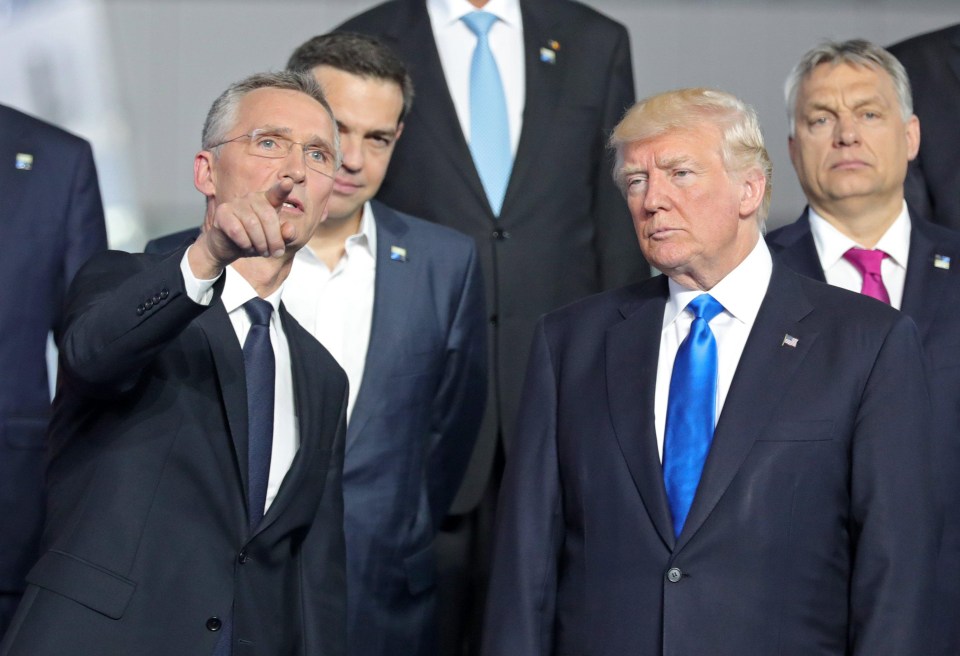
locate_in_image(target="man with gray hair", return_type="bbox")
[0,71,349,656]
[768,37,960,654]
[483,86,939,655]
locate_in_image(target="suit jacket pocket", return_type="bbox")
[403,542,436,596]
[2,416,48,450]
[757,419,835,442]
[27,549,136,619]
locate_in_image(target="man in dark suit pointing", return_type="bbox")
[1,71,348,656]
[483,87,939,655]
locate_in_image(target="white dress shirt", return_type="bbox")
[427,0,525,156]
[808,203,911,310]
[654,238,773,460]
[282,202,377,422]
[180,251,298,514]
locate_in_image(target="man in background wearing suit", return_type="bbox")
[483,87,939,655]
[147,33,487,656]
[767,38,960,654]
[0,104,107,639]
[337,2,647,650]
[888,24,960,231]
[1,71,349,656]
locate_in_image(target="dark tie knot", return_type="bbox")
[462,11,498,37]
[843,247,887,277]
[244,298,273,327]
[687,294,724,324]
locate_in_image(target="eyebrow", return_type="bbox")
[252,125,333,149]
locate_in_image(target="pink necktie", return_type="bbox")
[843,247,890,304]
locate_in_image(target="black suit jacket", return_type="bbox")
[338,0,647,512]
[0,104,106,630]
[0,249,348,656]
[483,261,939,655]
[144,200,488,656]
[888,24,960,230]
[767,210,960,654]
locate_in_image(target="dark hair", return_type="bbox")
[287,32,414,122]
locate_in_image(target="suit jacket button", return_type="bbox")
[489,314,498,326]
[144,299,154,309]
[238,549,248,564]
[206,617,222,632]
[152,293,162,303]
[160,288,170,299]
[667,567,682,583]
[492,229,510,240]
[137,304,145,316]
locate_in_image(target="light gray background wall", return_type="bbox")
[9,0,960,244]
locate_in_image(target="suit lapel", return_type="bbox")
[900,218,956,340]
[500,0,562,216]
[195,293,249,504]
[346,203,414,449]
[0,119,32,220]
[767,212,827,283]
[605,277,675,549]
[387,0,489,211]
[676,265,818,550]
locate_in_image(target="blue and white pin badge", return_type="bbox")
[781,334,799,348]
[934,254,951,270]
[15,153,33,170]
[540,39,559,64]
[390,245,408,262]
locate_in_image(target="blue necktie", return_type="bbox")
[242,298,275,528]
[663,294,724,539]
[462,11,513,216]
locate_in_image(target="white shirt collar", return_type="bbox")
[664,236,772,329]
[297,201,378,268]
[221,266,284,316]
[808,201,911,270]
[428,0,522,27]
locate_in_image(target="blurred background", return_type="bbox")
[1,0,955,251]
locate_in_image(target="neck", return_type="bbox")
[231,256,294,298]
[812,196,903,249]
[308,208,363,270]
[468,0,490,7]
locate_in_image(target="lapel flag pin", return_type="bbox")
[539,47,556,64]
[548,39,560,50]
[15,153,33,170]
[390,245,408,262]
[934,254,951,270]
[781,334,799,348]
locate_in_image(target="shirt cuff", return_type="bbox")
[181,245,220,306]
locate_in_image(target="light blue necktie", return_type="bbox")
[462,11,513,216]
[663,294,724,539]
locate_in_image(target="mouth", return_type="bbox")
[281,198,304,213]
[333,177,360,194]
[831,159,869,171]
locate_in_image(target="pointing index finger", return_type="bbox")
[265,178,295,211]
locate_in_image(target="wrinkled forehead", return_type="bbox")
[233,87,333,141]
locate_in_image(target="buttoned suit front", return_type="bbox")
[483,261,939,656]
[767,210,960,654]
[0,104,106,637]
[144,199,487,656]
[0,248,348,656]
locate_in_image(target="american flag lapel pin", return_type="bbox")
[15,153,33,170]
[934,254,951,270]
[390,245,408,262]
[781,334,799,348]
[540,39,559,64]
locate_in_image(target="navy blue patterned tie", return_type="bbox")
[663,294,724,539]
[242,298,274,527]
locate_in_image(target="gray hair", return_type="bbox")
[784,39,913,136]
[201,70,341,168]
[609,87,772,224]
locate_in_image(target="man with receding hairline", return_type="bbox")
[483,87,938,655]
[1,71,349,656]
[769,37,960,655]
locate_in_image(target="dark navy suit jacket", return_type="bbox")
[145,199,487,655]
[0,104,106,636]
[483,258,939,655]
[767,210,960,654]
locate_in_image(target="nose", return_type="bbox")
[338,134,362,174]
[280,143,307,184]
[641,172,671,215]
[834,113,860,147]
